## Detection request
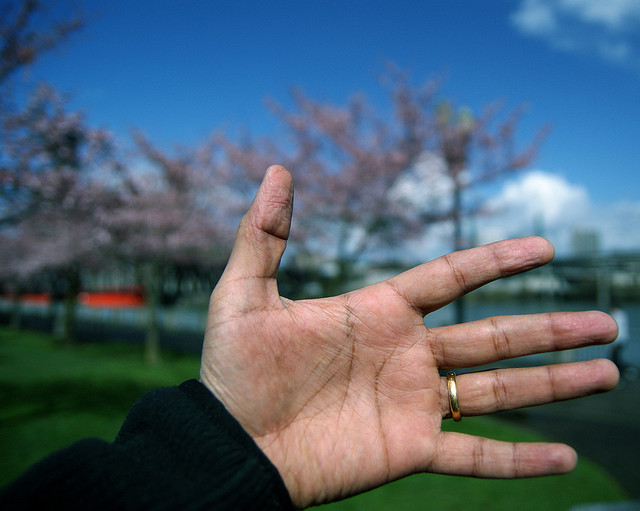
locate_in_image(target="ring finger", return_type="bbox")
[440,359,619,419]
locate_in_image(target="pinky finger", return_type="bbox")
[430,432,577,478]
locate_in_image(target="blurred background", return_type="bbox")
[1,1,639,509]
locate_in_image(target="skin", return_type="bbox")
[200,165,620,509]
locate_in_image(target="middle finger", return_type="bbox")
[430,310,618,369]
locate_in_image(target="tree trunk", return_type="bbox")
[452,182,466,325]
[9,286,24,330]
[54,268,80,345]
[143,261,162,365]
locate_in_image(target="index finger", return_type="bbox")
[387,237,554,316]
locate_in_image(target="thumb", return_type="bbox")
[219,165,293,301]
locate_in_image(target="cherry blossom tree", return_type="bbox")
[429,100,548,322]
[1,0,85,169]
[221,69,546,300]
[1,84,115,221]
[220,81,435,295]
[385,72,549,320]
[1,83,237,357]
[0,0,84,87]
[0,2,100,338]
[0,84,118,342]
[104,133,236,364]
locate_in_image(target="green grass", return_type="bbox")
[0,326,628,510]
[0,326,200,486]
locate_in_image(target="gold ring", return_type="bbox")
[447,372,461,422]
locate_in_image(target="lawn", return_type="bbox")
[0,326,627,510]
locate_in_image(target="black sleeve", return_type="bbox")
[0,379,294,511]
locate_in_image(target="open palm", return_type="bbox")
[200,166,618,508]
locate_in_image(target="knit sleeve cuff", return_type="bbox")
[113,379,294,510]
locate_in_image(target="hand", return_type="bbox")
[200,165,619,508]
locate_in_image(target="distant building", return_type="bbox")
[572,229,600,257]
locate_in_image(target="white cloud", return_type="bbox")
[395,169,640,262]
[560,0,640,30]
[388,152,455,211]
[487,170,589,227]
[511,0,558,36]
[597,40,632,64]
[510,0,640,71]
[477,170,640,256]
[478,171,589,254]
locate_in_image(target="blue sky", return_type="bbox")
[27,0,640,254]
